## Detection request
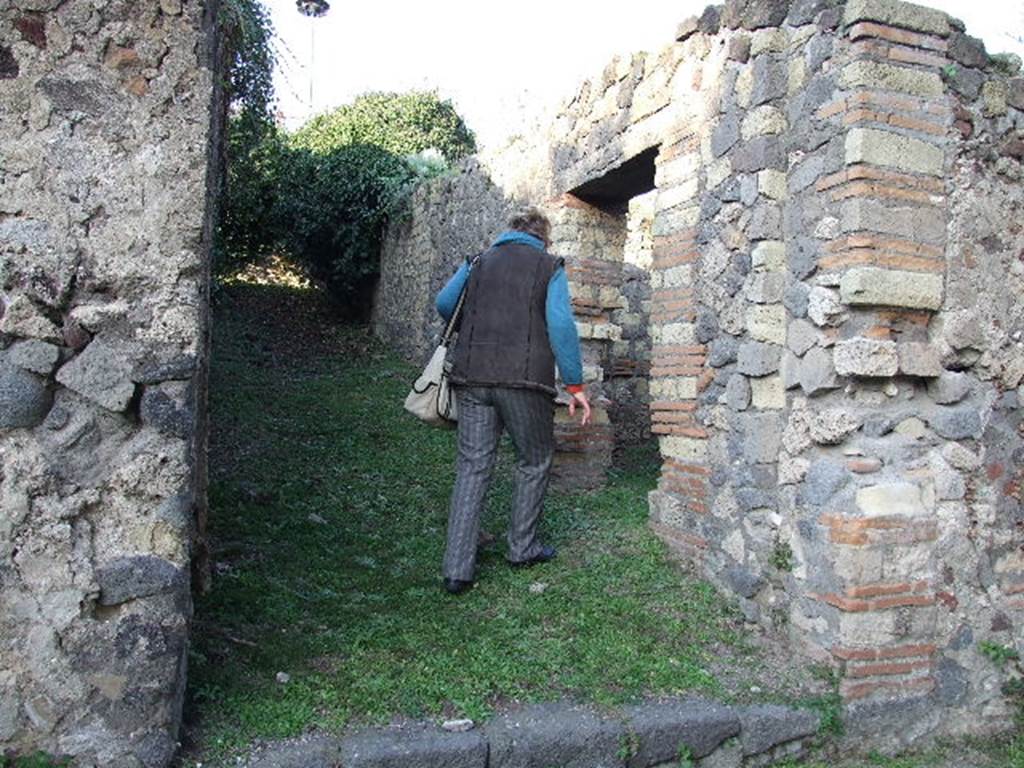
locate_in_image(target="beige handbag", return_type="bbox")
[404,262,474,425]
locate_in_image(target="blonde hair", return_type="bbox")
[508,207,551,246]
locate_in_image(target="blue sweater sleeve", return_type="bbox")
[545,267,583,386]
[435,262,470,321]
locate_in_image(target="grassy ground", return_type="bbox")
[181,262,1020,767]
[181,263,824,763]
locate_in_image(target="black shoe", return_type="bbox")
[510,544,557,568]
[443,577,474,595]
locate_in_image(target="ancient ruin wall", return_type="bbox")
[639,0,1024,747]
[0,2,219,764]
[375,0,1024,749]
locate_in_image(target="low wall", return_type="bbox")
[0,2,220,764]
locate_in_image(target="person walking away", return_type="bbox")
[434,207,590,595]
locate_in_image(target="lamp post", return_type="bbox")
[296,0,330,116]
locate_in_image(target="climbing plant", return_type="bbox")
[216,0,282,271]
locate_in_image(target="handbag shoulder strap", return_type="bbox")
[441,252,482,345]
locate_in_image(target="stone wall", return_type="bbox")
[0,2,220,764]
[374,0,1024,749]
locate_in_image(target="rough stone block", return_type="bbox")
[0,670,17,741]
[96,556,187,606]
[747,305,786,346]
[844,128,944,177]
[928,408,983,440]
[735,66,754,109]
[840,60,943,99]
[140,382,193,439]
[737,341,782,376]
[840,268,943,311]
[708,338,739,368]
[927,371,970,404]
[660,435,708,462]
[751,241,785,273]
[785,282,810,319]
[56,338,136,412]
[843,0,950,36]
[0,361,52,429]
[750,54,789,107]
[621,699,740,764]
[723,0,790,30]
[726,374,752,411]
[946,66,984,101]
[750,28,789,56]
[833,338,898,377]
[675,16,700,42]
[787,0,837,26]
[939,310,985,351]
[855,482,925,516]
[724,566,766,599]
[799,347,839,395]
[787,320,818,357]
[747,203,783,240]
[8,340,61,376]
[342,727,487,768]
[247,736,345,768]
[650,377,698,401]
[740,413,783,464]
[807,287,845,327]
[809,409,860,444]
[737,705,819,757]
[750,375,785,409]
[485,703,624,768]
[799,459,851,506]
[744,272,785,304]
[839,199,946,246]
[1008,77,1024,110]
[757,169,787,201]
[741,105,787,140]
[0,295,62,342]
[728,35,751,63]
[712,113,742,158]
[897,342,943,377]
[731,135,787,172]
[982,80,1008,118]
[782,349,801,390]
[698,5,723,34]
[948,32,988,69]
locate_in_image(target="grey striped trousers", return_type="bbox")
[442,386,554,581]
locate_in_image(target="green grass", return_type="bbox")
[0,754,71,768]
[185,279,750,758]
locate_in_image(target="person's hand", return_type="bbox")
[568,390,591,426]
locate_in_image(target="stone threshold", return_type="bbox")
[239,698,819,768]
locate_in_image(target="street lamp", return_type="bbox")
[296,0,330,115]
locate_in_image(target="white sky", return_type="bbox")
[267,0,1024,149]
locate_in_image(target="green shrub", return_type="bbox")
[272,144,413,314]
[293,90,476,161]
[218,116,288,273]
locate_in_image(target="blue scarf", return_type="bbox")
[492,230,545,251]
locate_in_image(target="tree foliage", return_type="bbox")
[217,0,279,272]
[274,144,413,311]
[215,5,477,314]
[293,91,476,161]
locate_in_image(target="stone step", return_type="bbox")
[240,699,819,768]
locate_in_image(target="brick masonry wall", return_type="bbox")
[0,2,220,764]
[375,0,1023,749]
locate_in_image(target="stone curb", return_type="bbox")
[240,699,819,768]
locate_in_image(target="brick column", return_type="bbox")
[790,0,957,731]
